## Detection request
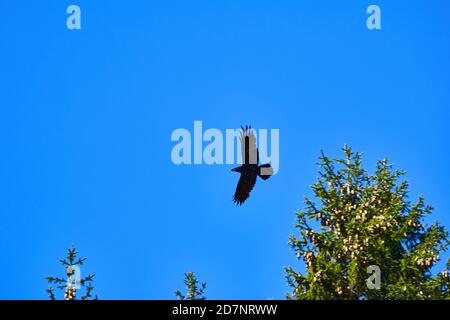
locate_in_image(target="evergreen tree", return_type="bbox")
[286,146,450,299]
[46,246,97,300]
[175,272,206,300]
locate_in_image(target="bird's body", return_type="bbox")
[231,126,273,205]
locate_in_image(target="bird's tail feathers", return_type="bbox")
[258,163,273,180]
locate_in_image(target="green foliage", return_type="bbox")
[175,272,206,300]
[286,146,450,299]
[46,245,97,300]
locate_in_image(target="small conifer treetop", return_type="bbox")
[46,246,97,300]
[175,272,206,300]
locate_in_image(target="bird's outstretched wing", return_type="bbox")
[240,125,258,165]
[233,169,258,205]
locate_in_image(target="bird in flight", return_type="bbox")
[231,126,274,205]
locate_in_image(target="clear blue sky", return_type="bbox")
[0,1,449,299]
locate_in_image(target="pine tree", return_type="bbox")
[46,245,97,300]
[175,272,206,300]
[286,146,450,299]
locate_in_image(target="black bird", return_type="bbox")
[231,126,273,205]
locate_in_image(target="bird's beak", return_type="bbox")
[231,167,239,172]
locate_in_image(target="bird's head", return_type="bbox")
[231,166,243,173]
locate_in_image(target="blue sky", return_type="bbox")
[0,1,449,299]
